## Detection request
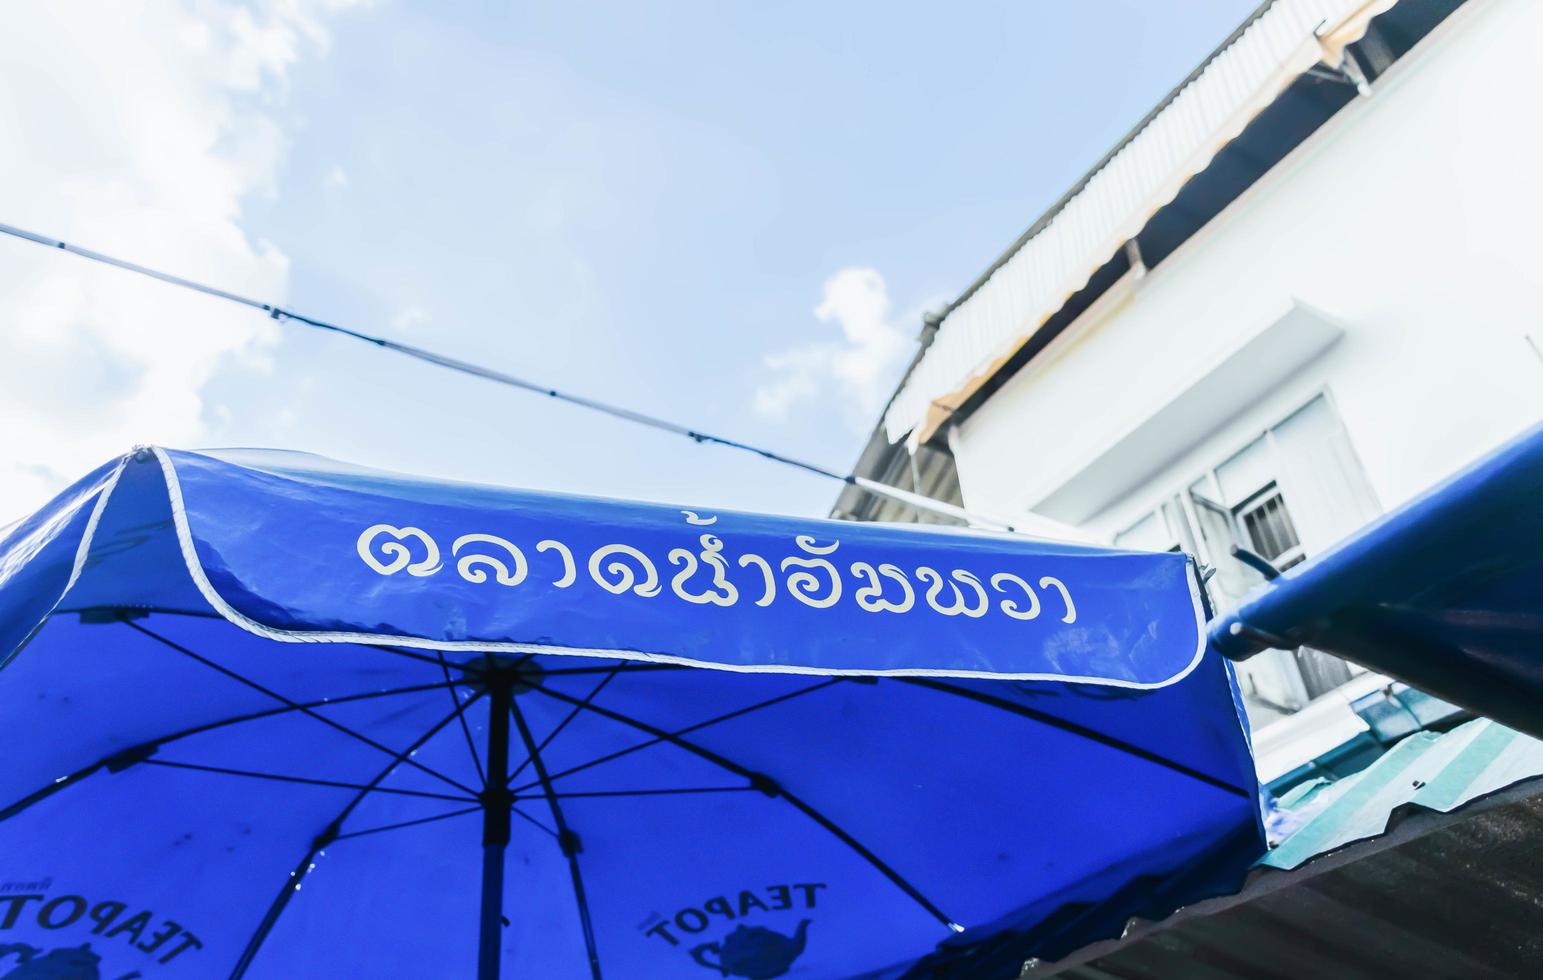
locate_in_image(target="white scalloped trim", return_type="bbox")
[150,447,1209,688]
[0,455,130,670]
[64,456,129,598]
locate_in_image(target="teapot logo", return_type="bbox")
[0,943,107,980]
[689,920,810,979]
[0,883,201,977]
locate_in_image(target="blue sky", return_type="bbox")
[2,0,1257,519]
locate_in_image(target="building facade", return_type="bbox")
[840,0,1543,782]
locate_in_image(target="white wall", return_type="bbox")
[950,0,1543,542]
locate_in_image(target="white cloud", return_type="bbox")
[754,267,916,429]
[0,2,361,520]
[390,305,429,334]
[324,164,350,189]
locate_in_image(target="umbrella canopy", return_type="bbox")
[1212,418,1543,741]
[0,448,1261,978]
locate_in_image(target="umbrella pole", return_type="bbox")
[478,672,513,980]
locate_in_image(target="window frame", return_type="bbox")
[1112,390,1348,568]
[1232,480,1306,570]
[1110,391,1364,720]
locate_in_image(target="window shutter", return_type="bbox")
[1270,396,1382,553]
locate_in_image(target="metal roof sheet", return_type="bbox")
[1016,719,1543,979]
[883,0,1398,446]
[1264,719,1543,869]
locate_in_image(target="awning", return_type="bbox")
[1212,418,1543,741]
[884,0,1401,447]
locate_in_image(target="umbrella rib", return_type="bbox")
[437,652,486,786]
[510,802,559,839]
[512,786,756,800]
[511,678,841,795]
[512,682,839,796]
[507,663,624,786]
[333,805,482,841]
[63,608,476,674]
[125,620,479,797]
[509,698,603,980]
[229,694,483,979]
[0,680,459,823]
[373,642,480,672]
[525,681,960,932]
[538,663,688,676]
[898,678,1254,799]
[140,758,476,802]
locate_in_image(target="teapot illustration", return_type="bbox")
[0,943,102,980]
[690,920,810,979]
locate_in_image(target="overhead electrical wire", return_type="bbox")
[0,220,1079,538]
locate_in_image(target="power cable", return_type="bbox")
[0,220,1081,538]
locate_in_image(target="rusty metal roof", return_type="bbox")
[1022,721,1543,979]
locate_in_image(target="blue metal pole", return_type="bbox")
[478,673,512,980]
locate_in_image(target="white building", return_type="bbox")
[836,0,1543,784]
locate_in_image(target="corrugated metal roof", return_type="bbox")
[1264,719,1543,868]
[884,0,1397,447]
[1021,719,1543,979]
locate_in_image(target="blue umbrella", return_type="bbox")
[1213,418,1543,741]
[0,448,1260,978]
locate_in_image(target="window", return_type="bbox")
[1235,483,1304,569]
[1113,395,1379,726]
